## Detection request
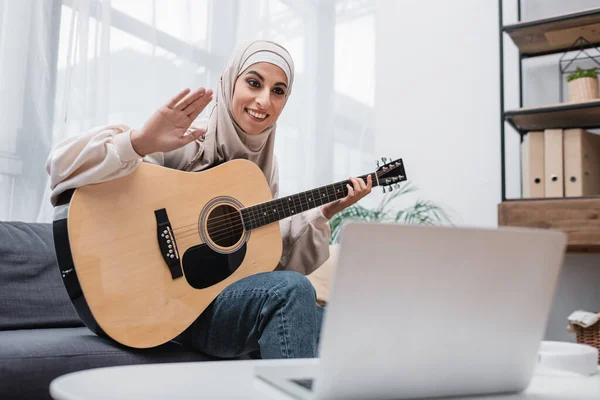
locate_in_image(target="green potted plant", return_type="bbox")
[328,181,453,244]
[308,182,452,305]
[567,66,599,103]
[307,181,454,306]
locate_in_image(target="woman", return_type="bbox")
[46,40,372,359]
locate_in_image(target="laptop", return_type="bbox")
[255,222,567,400]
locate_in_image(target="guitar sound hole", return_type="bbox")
[206,205,244,247]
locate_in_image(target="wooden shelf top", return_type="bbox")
[504,99,600,133]
[498,197,600,252]
[503,7,600,57]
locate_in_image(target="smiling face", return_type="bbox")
[231,62,289,135]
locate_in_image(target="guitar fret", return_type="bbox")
[270,200,276,223]
[297,193,304,212]
[300,192,308,212]
[336,182,344,198]
[251,205,258,229]
[266,203,272,225]
[254,204,261,228]
[276,199,283,221]
[297,193,304,213]
[284,196,290,218]
[268,203,273,223]
[254,202,262,227]
[291,194,299,214]
[302,191,309,211]
[247,209,254,230]
[260,203,267,226]
[242,210,247,230]
[241,167,388,231]
[254,204,260,227]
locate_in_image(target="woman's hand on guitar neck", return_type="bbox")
[131,87,214,157]
[321,175,372,220]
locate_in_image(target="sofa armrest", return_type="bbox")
[307,244,339,306]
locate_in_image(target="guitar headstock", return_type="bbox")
[376,157,407,193]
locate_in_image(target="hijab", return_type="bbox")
[184,40,294,188]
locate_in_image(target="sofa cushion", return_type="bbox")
[0,222,82,330]
[0,327,218,399]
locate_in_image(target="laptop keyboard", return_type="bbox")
[291,378,314,391]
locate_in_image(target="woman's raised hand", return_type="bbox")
[131,87,214,156]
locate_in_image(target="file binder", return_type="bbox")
[521,131,545,198]
[564,129,600,197]
[544,129,564,198]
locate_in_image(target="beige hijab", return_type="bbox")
[185,40,294,186]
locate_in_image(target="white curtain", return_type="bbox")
[0,0,376,223]
[0,0,58,222]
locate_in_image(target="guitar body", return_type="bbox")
[53,159,282,349]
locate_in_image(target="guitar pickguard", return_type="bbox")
[181,242,247,289]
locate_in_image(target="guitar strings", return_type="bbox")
[171,178,367,233]
[172,185,370,243]
[174,186,350,237]
[173,197,316,243]
[173,193,333,243]
[172,172,382,234]
[173,184,355,240]
[172,172,391,242]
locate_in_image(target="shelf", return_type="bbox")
[503,7,600,57]
[504,99,600,133]
[498,197,600,252]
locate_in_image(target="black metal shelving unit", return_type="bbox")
[499,0,600,201]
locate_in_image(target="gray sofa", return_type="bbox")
[0,221,233,399]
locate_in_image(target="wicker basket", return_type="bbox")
[570,312,600,364]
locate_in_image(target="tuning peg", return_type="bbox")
[381,157,387,164]
[395,183,400,189]
[382,186,387,193]
[388,185,394,192]
[376,160,380,167]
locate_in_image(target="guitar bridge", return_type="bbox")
[154,208,183,280]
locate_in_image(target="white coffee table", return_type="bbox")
[50,359,600,400]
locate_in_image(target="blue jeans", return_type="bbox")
[177,271,325,359]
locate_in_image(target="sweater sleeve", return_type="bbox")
[45,124,203,206]
[270,157,331,275]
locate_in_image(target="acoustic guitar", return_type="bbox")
[52,157,407,348]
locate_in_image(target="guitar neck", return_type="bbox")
[240,173,379,231]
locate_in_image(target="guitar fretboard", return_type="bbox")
[240,173,379,231]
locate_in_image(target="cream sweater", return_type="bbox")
[46,124,331,275]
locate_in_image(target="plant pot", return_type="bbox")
[568,77,599,102]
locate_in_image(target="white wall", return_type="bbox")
[375,0,502,227]
[375,0,600,342]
